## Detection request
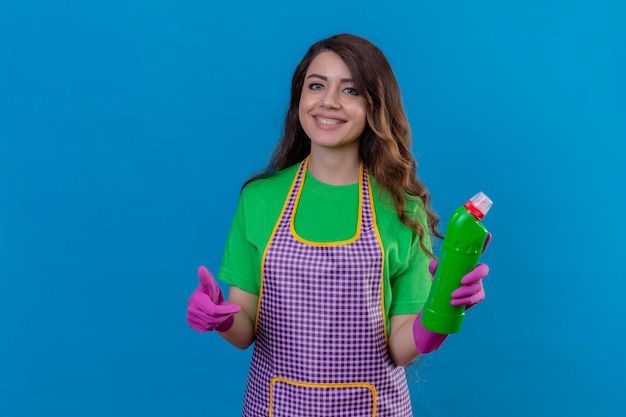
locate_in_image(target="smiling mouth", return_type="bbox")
[314,116,345,125]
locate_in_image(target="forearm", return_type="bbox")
[388,314,421,366]
[388,312,448,366]
[219,286,258,350]
[218,309,256,349]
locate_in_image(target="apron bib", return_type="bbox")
[242,158,412,417]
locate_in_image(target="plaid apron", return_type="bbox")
[242,158,412,417]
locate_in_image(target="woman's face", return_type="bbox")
[298,51,367,153]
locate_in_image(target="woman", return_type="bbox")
[187,33,489,417]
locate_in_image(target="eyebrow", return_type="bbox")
[306,73,354,83]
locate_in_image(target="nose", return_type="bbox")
[320,89,340,109]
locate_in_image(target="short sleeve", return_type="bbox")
[388,199,433,316]
[218,189,261,295]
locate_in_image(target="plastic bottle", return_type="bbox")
[421,192,493,334]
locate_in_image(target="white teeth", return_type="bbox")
[316,117,342,125]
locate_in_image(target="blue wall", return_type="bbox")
[1,1,624,416]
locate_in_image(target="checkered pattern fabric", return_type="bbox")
[242,160,412,417]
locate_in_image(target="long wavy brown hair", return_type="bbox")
[244,33,442,256]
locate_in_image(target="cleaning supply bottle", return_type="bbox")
[421,192,493,334]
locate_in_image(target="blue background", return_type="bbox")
[1,1,624,416]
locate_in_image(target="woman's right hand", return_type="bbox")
[187,266,241,332]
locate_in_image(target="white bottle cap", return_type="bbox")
[464,192,493,220]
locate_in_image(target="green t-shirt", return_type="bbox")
[218,162,433,332]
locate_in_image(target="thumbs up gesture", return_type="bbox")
[187,266,241,332]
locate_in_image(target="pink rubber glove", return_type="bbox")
[443,231,491,309]
[412,232,491,354]
[187,266,241,332]
[450,262,489,309]
[412,310,448,354]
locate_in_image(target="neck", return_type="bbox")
[308,144,360,185]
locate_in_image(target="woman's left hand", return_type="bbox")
[450,263,489,308]
[428,260,490,309]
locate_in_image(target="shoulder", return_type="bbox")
[237,162,302,219]
[242,163,300,199]
[369,176,427,225]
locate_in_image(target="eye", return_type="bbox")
[308,82,324,91]
[343,87,359,96]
